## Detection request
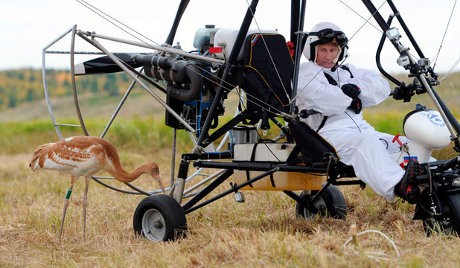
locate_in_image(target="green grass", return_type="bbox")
[0,117,195,155]
[2,110,455,159]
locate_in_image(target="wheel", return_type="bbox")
[295,184,347,220]
[133,195,187,241]
[420,191,460,236]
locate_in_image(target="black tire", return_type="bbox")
[133,195,187,242]
[295,184,347,220]
[422,192,460,236]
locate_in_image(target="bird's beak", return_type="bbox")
[153,173,166,193]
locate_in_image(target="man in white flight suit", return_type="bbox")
[296,21,422,204]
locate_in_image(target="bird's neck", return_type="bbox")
[109,163,151,183]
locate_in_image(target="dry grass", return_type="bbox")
[1,152,460,268]
[1,73,460,267]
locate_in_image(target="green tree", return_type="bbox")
[25,88,35,102]
[28,69,36,82]
[89,79,100,94]
[8,91,18,108]
[103,74,119,96]
[63,80,72,95]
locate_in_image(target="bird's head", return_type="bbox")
[144,162,165,193]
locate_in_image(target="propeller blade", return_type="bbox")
[74,53,142,75]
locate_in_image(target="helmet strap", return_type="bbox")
[314,46,318,64]
[333,44,342,65]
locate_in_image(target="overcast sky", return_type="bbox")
[1,0,459,73]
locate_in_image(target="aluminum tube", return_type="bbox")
[100,78,137,138]
[42,26,77,139]
[77,30,224,65]
[89,38,196,133]
[70,25,90,136]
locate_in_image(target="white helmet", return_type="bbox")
[303,22,349,63]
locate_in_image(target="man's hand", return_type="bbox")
[341,83,360,98]
[341,84,362,114]
[348,97,362,114]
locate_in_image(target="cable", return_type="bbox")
[244,0,292,104]
[345,111,362,133]
[440,55,460,82]
[294,0,387,101]
[337,0,383,34]
[76,0,292,118]
[75,0,161,48]
[432,0,458,71]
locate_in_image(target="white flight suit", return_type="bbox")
[296,61,405,201]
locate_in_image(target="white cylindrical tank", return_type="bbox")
[403,108,451,163]
[403,109,451,150]
[213,28,279,60]
[213,28,239,59]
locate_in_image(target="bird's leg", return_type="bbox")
[59,176,77,240]
[82,175,91,241]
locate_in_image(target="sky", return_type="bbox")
[1,0,459,73]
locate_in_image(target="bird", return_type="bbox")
[29,135,165,240]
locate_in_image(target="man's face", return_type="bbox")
[315,42,340,69]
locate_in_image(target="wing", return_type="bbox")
[30,137,103,176]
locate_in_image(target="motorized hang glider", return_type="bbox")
[42,0,460,241]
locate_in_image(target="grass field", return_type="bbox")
[2,151,460,267]
[1,75,460,267]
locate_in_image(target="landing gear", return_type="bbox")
[133,195,187,241]
[415,189,460,236]
[295,185,347,220]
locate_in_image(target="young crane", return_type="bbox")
[29,136,165,240]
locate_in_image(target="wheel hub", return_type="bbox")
[153,220,164,229]
[142,208,166,241]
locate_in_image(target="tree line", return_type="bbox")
[0,69,132,110]
[1,68,459,112]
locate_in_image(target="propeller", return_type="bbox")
[74,53,142,75]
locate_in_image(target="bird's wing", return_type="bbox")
[31,138,102,175]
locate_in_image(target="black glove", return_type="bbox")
[341,84,362,114]
[341,83,361,98]
[392,82,415,102]
[348,97,362,114]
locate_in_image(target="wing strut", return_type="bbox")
[290,0,307,114]
[165,0,190,45]
[196,0,260,148]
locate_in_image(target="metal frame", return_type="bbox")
[40,0,362,203]
[41,1,460,234]
[41,25,240,198]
